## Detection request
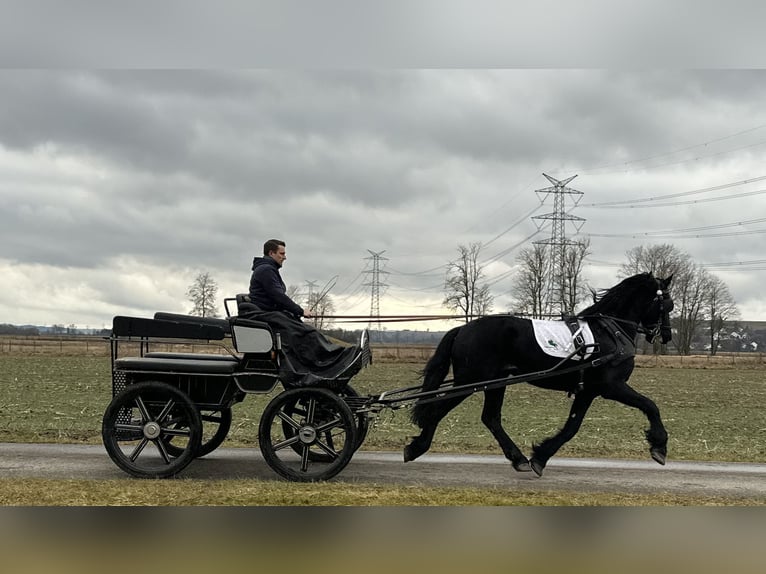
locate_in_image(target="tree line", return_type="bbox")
[443,241,740,356]
[186,240,743,356]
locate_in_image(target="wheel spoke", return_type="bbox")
[305,398,317,423]
[277,410,301,432]
[129,438,150,462]
[115,423,143,432]
[162,426,191,437]
[156,399,176,423]
[200,412,223,423]
[300,443,311,472]
[314,416,343,434]
[156,438,171,464]
[135,397,151,422]
[314,437,339,460]
[271,434,301,451]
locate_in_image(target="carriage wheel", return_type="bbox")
[259,388,356,482]
[164,407,232,458]
[281,385,369,462]
[102,381,202,479]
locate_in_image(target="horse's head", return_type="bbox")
[640,275,674,344]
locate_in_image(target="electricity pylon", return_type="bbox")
[363,250,389,337]
[532,173,586,317]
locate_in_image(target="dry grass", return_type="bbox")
[0,478,759,506]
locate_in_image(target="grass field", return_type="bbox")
[2,352,765,506]
[1,355,765,463]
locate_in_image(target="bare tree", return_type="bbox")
[705,274,739,355]
[187,271,220,318]
[511,243,547,318]
[621,244,689,354]
[562,238,591,314]
[306,291,336,330]
[444,243,493,323]
[620,244,740,355]
[674,265,709,355]
[511,239,589,318]
[620,243,685,279]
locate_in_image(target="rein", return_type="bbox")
[316,314,465,324]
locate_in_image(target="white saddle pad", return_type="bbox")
[530,319,595,360]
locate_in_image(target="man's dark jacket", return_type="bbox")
[249,256,304,317]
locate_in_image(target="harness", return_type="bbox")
[563,283,672,396]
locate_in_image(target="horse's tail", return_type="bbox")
[410,326,461,428]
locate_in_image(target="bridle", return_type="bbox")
[639,285,674,344]
[579,280,673,346]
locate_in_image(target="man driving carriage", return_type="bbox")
[243,238,370,387]
[249,239,313,320]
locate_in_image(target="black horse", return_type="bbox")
[404,272,674,476]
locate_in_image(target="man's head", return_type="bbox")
[263,239,287,267]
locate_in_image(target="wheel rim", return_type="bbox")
[102,381,202,478]
[259,388,356,482]
[281,386,368,462]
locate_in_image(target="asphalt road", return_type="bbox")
[1,442,765,500]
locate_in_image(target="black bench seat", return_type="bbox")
[144,352,240,362]
[115,356,239,375]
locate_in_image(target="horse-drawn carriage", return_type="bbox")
[102,272,674,482]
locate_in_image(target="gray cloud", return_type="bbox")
[1,69,766,325]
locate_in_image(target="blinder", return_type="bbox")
[644,287,673,344]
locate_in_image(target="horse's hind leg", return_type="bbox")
[404,394,468,462]
[530,389,597,476]
[603,382,668,465]
[481,388,531,472]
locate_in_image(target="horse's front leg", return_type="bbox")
[481,388,532,472]
[602,382,668,465]
[530,389,596,477]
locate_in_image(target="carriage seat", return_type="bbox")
[153,312,232,335]
[144,352,239,362]
[114,355,239,375]
[235,293,262,317]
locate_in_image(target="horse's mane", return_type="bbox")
[578,272,656,317]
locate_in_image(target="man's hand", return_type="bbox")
[303,310,313,318]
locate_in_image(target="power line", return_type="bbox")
[462,173,542,234]
[480,229,542,266]
[585,216,766,239]
[590,188,766,210]
[701,259,766,268]
[587,228,766,240]
[582,175,766,208]
[482,203,543,249]
[566,123,766,175]
[387,264,447,277]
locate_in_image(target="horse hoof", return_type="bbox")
[650,449,666,466]
[530,459,545,477]
[512,460,533,473]
[403,445,422,463]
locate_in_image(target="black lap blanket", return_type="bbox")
[245,311,364,388]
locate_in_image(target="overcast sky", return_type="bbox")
[2,68,766,330]
[2,1,766,330]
